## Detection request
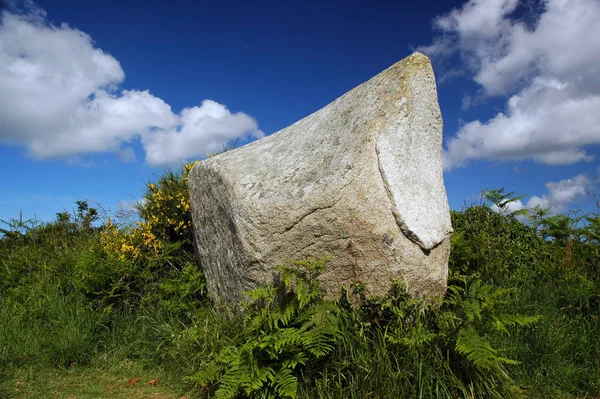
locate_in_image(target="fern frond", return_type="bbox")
[456,327,498,370]
[456,326,519,370]
[214,360,244,399]
[267,327,303,354]
[301,329,336,357]
[281,351,309,369]
[493,313,541,334]
[387,323,438,349]
[216,345,240,365]
[242,361,274,395]
[443,284,465,307]
[248,285,278,304]
[462,298,482,323]
[271,367,298,398]
[196,258,336,399]
[190,362,221,386]
[295,277,311,309]
[271,299,298,329]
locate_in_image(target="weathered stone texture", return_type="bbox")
[189,52,453,304]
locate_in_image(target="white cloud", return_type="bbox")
[143,100,265,166]
[0,4,262,165]
[526,174,592,214]
[489,174,593,215]
[420,0,600,169]
[491,198,524,215]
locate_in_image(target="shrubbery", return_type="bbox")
[1,169,598,398]
[0,163,204,370]
[138,162,199,245]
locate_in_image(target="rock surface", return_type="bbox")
[189,52,453,304]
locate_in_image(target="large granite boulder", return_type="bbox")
[188,52,452,304]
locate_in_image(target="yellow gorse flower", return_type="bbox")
[100,219,162,262]
[138,161,199,241]
[102,161,198,261]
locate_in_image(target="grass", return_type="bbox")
[5,359,185,399]
[0,174,598,399]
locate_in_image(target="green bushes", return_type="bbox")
[450,193,600,398]
[290,274,536,399]
[0,213,97,368]
[0,163,205,377]
[1,173,598,398]
[182,258,541,399]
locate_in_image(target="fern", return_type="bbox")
[271,368,298,399]
[190,259,341,398]
[493,313,540,334]
[442,275,540,378]
[456,326,519,370]
[341,275,539,397]
[386,323,438,349]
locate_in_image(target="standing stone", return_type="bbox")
[189,52,453,305]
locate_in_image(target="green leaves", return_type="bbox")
[483,187,527,216]
[191,259,341,399]
[335,275,536,398]
[447,195,600,397]
[3,180,599,398]
[443,277,539,372]
[456,327,518,370]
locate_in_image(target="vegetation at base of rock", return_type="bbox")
[1,166,598,398]
[190,259,342,399]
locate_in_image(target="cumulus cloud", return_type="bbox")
[490,198,525,215]
[490,174,594,215]
[526,174,593,214]
[0,4,261,165]
[143,100,264,166]
[419,0,600,169]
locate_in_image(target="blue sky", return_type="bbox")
[1,0,599,224]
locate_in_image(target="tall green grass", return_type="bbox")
[1,175,598,398]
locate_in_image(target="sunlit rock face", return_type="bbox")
[189,52,452,305]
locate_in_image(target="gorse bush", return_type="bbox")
[99,218,162,262]
[75,161,204,311]
[77,216,171,309]
[137,161,199,245]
